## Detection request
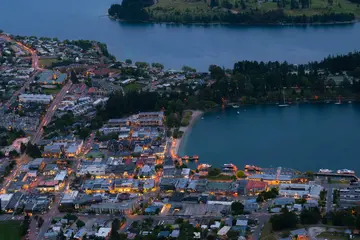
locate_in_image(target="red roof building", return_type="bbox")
[246,180,267,194]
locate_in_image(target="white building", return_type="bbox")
[77,164,106,176]
[0,194,13,210]
[19,94,53,104]
[95,227,111,238]
[279,183,323,199]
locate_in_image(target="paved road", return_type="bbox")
[249,200,273,240]
[35,149,82,240]
[0,34,40,113]
[31,80,72,144]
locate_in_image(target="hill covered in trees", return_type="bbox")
[99,52,360,129]
[108,0,358,24]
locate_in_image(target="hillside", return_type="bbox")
[108,0,359,24]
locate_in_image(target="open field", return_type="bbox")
[0,221,22,240]
[150,0,208,10]
[124,83,144,92]
[43,88,61,95]
[39,58,59,68]
[317,231,348,239]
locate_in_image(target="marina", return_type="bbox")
[179,104,360,173]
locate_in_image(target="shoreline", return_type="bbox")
[174,110,204,156]
[109,15,358,26]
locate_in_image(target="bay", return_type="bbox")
[1,0,360,70]
[178,104,360,173]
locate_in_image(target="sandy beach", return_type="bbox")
[173,110,204,156]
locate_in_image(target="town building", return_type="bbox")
[19,94,53,104]
[278,183,323,199]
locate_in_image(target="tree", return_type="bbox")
[151,62,164,69]
[78,128,91,140]
[110,218,121,240]
[356,215,360,230]
[300,208,321,224]
[25,143,42,158]
[271,208,298,231]
[76,220,85,228]
[208,168,221,177]
[231,201,244,215]
[236,170,246,178]
[20,142,27,154]
[9,150,19,158]
[125,59,132,64]
[70,70,79,84]
[182,65,196,73]
[209,65,225,79]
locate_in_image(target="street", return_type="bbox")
[0,34,41,113]
[31,80,72,144]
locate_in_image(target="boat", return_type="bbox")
[335,96,342,105]
[182,155,189,160]
[223,163,237,170]
[201,117,204,120]
[192,155,199,159]
[337,169,355,174]
[278,90,289,107]
[348,101,352,104]
[233,105,240,108]
[319,169,333,173]
[237,111,240,114]
[217,116,220,119]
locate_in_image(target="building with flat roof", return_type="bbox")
[19,94,53,104]
[54,170,67,182]
[89,200,137,214]
[37,70,67,85]
[247,174,292,184]
[0,194,13,210]
[279,183,323,199]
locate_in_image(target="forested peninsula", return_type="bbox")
[108,0,359,24]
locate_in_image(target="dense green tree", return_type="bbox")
[300,208,321,224]
[208,167,221,177]
[231,201,244,215]
[70,70,79,84]
[26,143,42,158]
[271,208,298,231]
[236,170,246,178]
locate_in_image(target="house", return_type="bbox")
[95,227,111,238]
[218,226,231,239]
[246,180,267,195]
[274,197,295,206]
[210,221,221,229]
[158,231,170,238]
[290,228,308,239]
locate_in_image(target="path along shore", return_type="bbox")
[173,110,204,156]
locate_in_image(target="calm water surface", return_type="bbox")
[1,0,360,70]
[179,104,360,173]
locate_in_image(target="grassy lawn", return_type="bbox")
[317,232,348,239]
[260,222,277,240]
[0,221,22,240]
[39,58,59,68]
[204,174,234,180]
[124,83,144,92]
[150,0,208,10]
[42,88,61,95]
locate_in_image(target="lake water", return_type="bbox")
[1,0,360,70]
[178,104,360,173]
